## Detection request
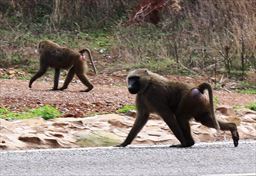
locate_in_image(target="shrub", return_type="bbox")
[0,105,61,120]
[246,102,256,111]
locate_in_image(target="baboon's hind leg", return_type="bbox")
[76,72,93,92]
[52,68,60,90]
[195,113,239,147]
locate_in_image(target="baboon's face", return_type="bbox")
[127,69,150,94]
[128,76,140,94]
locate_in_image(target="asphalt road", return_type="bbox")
[0,140,255,176]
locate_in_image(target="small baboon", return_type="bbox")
[29,40,97,92]
[117,69,239,147]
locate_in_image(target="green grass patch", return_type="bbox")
[87,30,114,49]
[213,96,219,106]
[246,102,256,111]
[238,89,256,94]
[236,81,256,94]
[239,81,254,87]
[0,108,9,114]
[0,105,61,120]
[116,57,176,75]
[117,105,136,113]
[134,58,176,74]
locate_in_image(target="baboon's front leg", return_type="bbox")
[116,110,149,147]
[29,65,48,88]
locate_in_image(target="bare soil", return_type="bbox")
[0,73,255,117]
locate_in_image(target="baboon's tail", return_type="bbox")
[198,83,220,131]
[79,48,97,74]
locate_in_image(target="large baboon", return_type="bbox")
[117,69,239,147]
[29,40,97,92]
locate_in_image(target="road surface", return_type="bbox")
[0,140,255,176]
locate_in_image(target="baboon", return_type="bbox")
[29,40,97,92]
[117,69,239,147]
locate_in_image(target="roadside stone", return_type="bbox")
[125,110,136,117]
[44,138,66,148]
[0,109,255,150]
[18,135,42,144]
[76,131,121,147]
[108,118,131,128]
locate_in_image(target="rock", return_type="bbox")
[242,113,256,122]
[44,138,65,148]
[150,114,161,120]
[125,110,136,117]
[22,117,46,126]
[0,113,255,150]
[0,143,7,149]
[47,132,64,138]
[69,123,87,129]
[18,135,42,144]
[0,118,11,126]
[216,106,236,116]
[52,122,69,127]
[76,131,121,147]
[0,139,7,149]
[216,106,241,125]
[108,119,131,128]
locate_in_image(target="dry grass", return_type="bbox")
[0,0,255,76]
[114,0,256,76]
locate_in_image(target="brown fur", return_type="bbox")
[29,40,97,92]
[117,69,239,147]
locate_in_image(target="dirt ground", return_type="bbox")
[0,73,255,117]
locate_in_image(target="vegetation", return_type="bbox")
[235,81,256,94]
[213,96,219,107]
[238,89,256,95]
[117,105,136,113]
[246,102,256,111]
[0,105,61,120]
[0,0,255,77]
